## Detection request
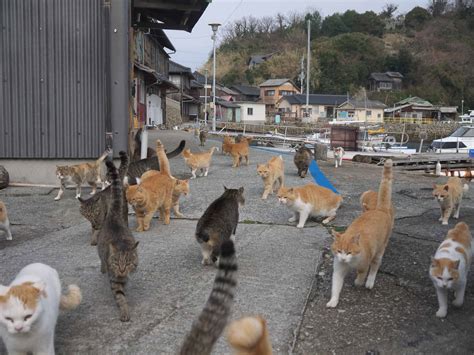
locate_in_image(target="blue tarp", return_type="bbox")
[309,160,339,194]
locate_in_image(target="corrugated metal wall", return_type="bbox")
[0,0,107,158]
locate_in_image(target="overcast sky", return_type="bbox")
[165,0,428,71]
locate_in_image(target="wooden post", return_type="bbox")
[314,143,328,161]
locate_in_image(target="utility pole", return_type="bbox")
[209,23,221,132]
[299,56,304,94]
[204,69,208,126]
[305,19,311,118]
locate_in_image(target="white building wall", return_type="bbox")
[238,103,266,122]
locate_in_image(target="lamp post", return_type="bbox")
[461,99,464,116]
[204,69,208,126]
[209,22,221,132]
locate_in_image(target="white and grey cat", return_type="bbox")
[0,263,82,355]
[0,201,12,241]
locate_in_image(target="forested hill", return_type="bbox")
[201,2,474,108]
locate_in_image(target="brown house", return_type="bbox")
[369,71,403,91]
[259,79,299,115]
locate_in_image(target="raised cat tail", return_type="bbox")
[227,316,272,355]
[117,151,129,180]
[105,160,122,213]
[60,284,82,311]
[166,140,186,159]
[376,159,393,213]
[179,240,237,355]
[96,148,111,166]
[156,139,171,177]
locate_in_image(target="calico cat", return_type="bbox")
[277,183,342,228]
[430,222,472,318]
[326,159,393,308]
[126,140,185,185]
[199,130,208,146]
[0,263,82,355]
[0,201,12,241]
[182,147,218,179]
[333,147,345,168]
[227,316,273,355]
[97,160,139,322]
[257,156,285,200]
[432,177,469,225]
[79,151,129,246]
[55,149,110,200]
[179,240,237,355]
[222,135,235,155]
[126,140,175,232]
[195,186,244,265]
[228,138,251,168]
[293,145,313,178]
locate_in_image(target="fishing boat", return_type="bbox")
[429,126,474,153]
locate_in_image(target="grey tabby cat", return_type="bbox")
[196,186,244,265]
[78,151,129,246]
[97,160,139,322]
[293,144,313,178]
[179,240,237,355]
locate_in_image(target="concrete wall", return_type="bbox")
[239,103,265,122]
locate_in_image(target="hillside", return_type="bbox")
[200,3,474,109]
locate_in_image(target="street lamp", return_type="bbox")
[461,99,464,116]
[209,22,221,132]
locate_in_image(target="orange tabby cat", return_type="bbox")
[257,156,285,199]
[327,159,393,308]
[222,135,235,156]
[182,147,218,179]
[277,183,342,228]
[126,140,175,232]
[360,189,395,222]
[229,138,252,168]
[227,316,273,355]
[432,177,469,225]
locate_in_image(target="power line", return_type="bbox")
[222,0,244,26]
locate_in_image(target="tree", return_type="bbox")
[304,10,322,37]
[404,6,431,29]
[380,3,399,18]
[355,11,385,36]
[321,14,349,37]
[428,0,450,17]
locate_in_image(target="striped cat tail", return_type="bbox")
[179,240,237,355]
[105,160,122,212]
[376,159,393,213]
[117,151,129,180]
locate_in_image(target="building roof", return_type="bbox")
[338,99,387,109]
[216,84,239,96]
[259,78,297,88]
[134,61,178,90]
[370,71,404,81]
[217,99,240,108]
[193,71,213,85]
[247,53,275,66]
[395,96,432,106]
[148,29,175,51]
[386,71,404,78]
[230,85,260,97]
[280,94,348,106]
[169,61,195,79]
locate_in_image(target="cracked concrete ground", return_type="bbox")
[0,130,472,354]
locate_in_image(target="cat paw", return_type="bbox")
[120,312,130,322]
[296,224,305,229]
[261,195,268,200]
[438,217,443,221]
[201,258,212,266]
[365,279,375,289]
[354,278,365,287]
[54,196,61,201]
[175,213,184,218]
[442,221,448,225]
[136,227,144,232]
[326,298,339,308]
[288,216,296,222]
[75,194,81,199]
[453,215,459,219]
[436,308,447,318]
[453,298,464,307]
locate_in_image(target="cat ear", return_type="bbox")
[133,241,139,250]
[331,231,341,239]
[431,257,439,267]
[352,234,360,244]
[31,282,47,297]
[453,260,460,269]
[288,188,294,193]
[0,285,9,297]
[444,185,449,191]
[223,186,228,191]
[136,177,141,185]
[239,187,244,194]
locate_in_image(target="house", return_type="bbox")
[235,102,266,123]
[168,61,201,122]
[259,79,300,116]
[230,85,260,102]
[277,94,348,122]
[384,96,458,121]
[335,99,387,123]
[247,53,275,69]
[215,99,241,123]
[369,72,403,91]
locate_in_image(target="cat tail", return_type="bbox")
[166,140,186,159]
[117,151,129,180]
[60,284,82,311]
[105,160,123,212]
[376,159,393,213]
[463,182,469,193]
[156,140,172,177]
[227,316,272,355]
[179,240,237,355]
[95,148,111,166]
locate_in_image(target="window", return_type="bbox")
[279,90,293,96]
[377,113,381,118]
[265,90,275,96]
[366,110,372,117]
[247,107,253,116]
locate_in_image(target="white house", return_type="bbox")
[335,99,387,123]
[236,102,266,123]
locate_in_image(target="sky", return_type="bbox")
[165,0,428,72]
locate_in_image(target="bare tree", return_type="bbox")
[381,3,399,18]
[428,0,450,16]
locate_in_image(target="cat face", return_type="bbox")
[277,187,296,205]
[174,179,190,196]
[331,232,361,264]
[182,148,192,158]
[0,282,44,334]
[430,258,460,289]
[126,186,146,207]
[432,184,450,202]
[108,243,139,279]
[56,166,70,179]
[257,164,271,179]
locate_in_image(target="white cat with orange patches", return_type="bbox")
[327,159,394,308]
[0,263,82,355]
[430,222,472,318]
[432,177,469,225]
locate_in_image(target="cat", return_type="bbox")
[199,130,208,146]
[55,148,110,200]
[140,170,190,218]
[126,140,175,232]
[97,160,139,322]
[277,183,343,228]
[78,151,129,246]
[257,156,285,200]
[333,147,345,168]
[360,190,395,223]
[195,186,244,265]
[0,263,82,355]
[228,138,251,168]
[222,135,235,155]
[182,147,218,179]
[179,240,237,355]
[326,159,393,308]
[432,177,469,225]
[0,201,12,241]
[430,222,472,318]
[126,139,186,185]
[132,128,156,161]
[227,316,273,355]
[293,145,313,178]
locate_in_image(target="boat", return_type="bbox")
[429,126,474,153]
[459,110,474,124]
